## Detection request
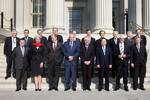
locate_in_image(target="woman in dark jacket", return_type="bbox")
[30,35,46,91]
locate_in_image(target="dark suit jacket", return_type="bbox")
[130,44,147,64]
[12,46,29,70]
[64,40,80,62]
[96,46,112,67]
[4,37,19,56]
[81,37,95,46]
[140,35,147,46]
[134,35,147,46]
[80,42,95,64]
[22,37,33,48]
[48,34,63,43]
[114,43,130,66]
[109,37,119,55]
[124,37,134,48]
[96,37,109,47]
[46,42,64,65]
[40,36,48,46]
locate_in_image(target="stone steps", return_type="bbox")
[0,34,150,90]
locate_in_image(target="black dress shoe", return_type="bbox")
[38,89,42,91]
[64,88,70,91]
[124,86,129,91]
[133,87,137,90]
[114,87,120,91]
[105,89,109,91]
[87,88,91,91]
[98,88,102,91]
[83,88,86,91]
[23,88,27,91]
[72,88,76,91]
[139,87,145,91]
[35,89,38,91]
[54,88,58,91]
[48,88,53,91]
[5,75,11,80]
[16,89,21,91]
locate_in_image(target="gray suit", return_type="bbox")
[12,46,29,90]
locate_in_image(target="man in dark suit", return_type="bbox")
[124,31,134,78]
[4,30,19,79]
[131,36,147,91]
[22,29,33,48]
[37,29,48,46]
[96,30,108,47]
[81,29,95,77]
[80,36,95,91]
[48,27,63,43]
[64,33,80,91]
[114,36,130,91]
[135,28,147,46]
[109,31,119,78]
[12,39,29,91]
[96,38,112,91]
[46,35,64,91]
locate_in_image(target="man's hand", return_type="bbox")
[40,62,44,68]
[97,65,100,68]
[68,56,73,61]
[109,65,112,68]
[123,54,126,58]
[131,63,134,68]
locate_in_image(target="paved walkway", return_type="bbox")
[0,89,150,100]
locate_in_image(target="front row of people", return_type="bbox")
[5,29,147,92]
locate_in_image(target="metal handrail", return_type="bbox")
[129,21,150,37]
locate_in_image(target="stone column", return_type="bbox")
[90,0,113,33]
[46,0,64,31]
[15,0,24,32]
[142,0,150,31]
[128,0,142,32]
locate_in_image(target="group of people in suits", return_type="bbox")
[3,27,147,92]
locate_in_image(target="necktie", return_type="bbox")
[53,43,56,50]
[102,47,106,55]
[25,37,28,45]
[70,41,73,48]
[137,45,140,53]
[85,45,88,52]
[120,44,124,54]
[21,47,25,56]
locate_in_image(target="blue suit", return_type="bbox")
[96,46,112,90]
[64,40,80,89]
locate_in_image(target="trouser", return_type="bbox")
[82,64,92,89]
[16,69,27,89]
[47,61,60,89]
[6,55,13,76]
[133,62,146,88]
[111,58,117,77]
[98,67,109,89]
[116,61,128,87]
[64,60,77,89]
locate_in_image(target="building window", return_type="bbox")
[69,9,82,33]
[32,0,46,28]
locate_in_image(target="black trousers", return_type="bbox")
[111,58,117,77]
[133,62,146,88]
[16,69,27,89]
[47,61,60,89]
[6,55,13,76]
[82,64,92,89]
[116,61,128,87]
[98,67,109,89]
